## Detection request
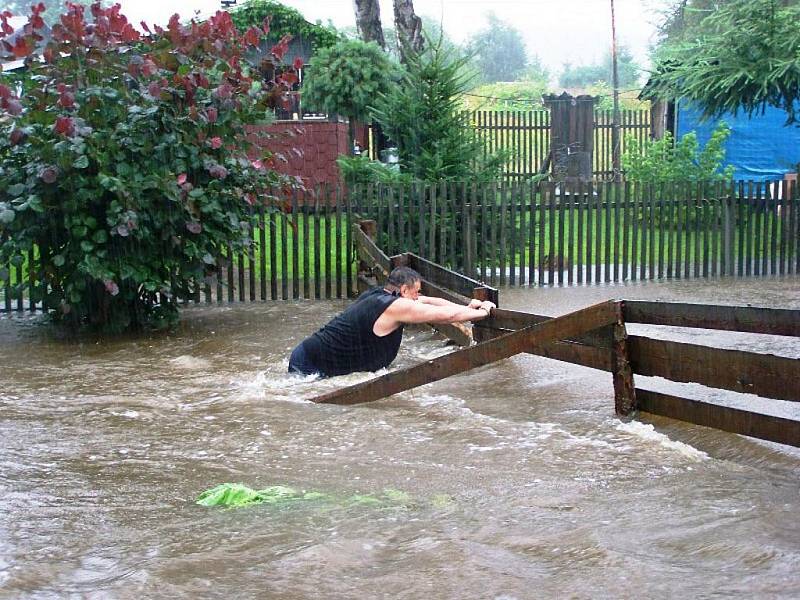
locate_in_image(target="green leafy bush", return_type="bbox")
[229,0,339,50]
[0,3,298,332]
[371,39,506,182]
[301,38,399,122]
[622,121,735,183]
[336,155,410,184]
[461,81,547,111]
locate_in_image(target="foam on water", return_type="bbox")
[616,420,709,462]
[168,355,212,370]
[413,393,580,449]
[406,344,458,361]
[231,364,392,404]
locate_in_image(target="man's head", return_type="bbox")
[385,267,422,300]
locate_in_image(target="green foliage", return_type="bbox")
[558,62,607,89]
[462,81,547,111]
[336,155,410,184]
[520,55,550,86]
[587,82,649,111]
[654,0,721,46]
[622,122,735,183]
[301,38,399,121]
[0,5,295,332]
[371,39,506,182]
[649,0,800,124]
[229,0,339,50]
[559,45,641,89]
[603,45,641,89]
[464,13,528,84]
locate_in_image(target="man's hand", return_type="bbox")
[469,299,496,312]
[479,300,496,314]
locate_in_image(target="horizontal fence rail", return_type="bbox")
[354,235,800,448]
[348,179,800,288]
[471,300,800,448]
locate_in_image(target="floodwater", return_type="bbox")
[1,276,799,598]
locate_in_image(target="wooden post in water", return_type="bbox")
[612,300,636,415]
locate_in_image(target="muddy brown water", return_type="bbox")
[1,277,799,598]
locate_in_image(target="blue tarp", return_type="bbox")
[676,102,800,183]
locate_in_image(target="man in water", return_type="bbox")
[288,266,495,377]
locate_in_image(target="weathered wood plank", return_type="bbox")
[281,207,288,300]
[345,193,354,298]
[420,278,470,305]
[335,188,342,299]
[477,308,613,349]
[637,389,800,448]
[623,301,800,336]
[303,194,310,298]
[354,223,391,275]
[227,242,235,303]
[612,301,636,414]
[311,300,619,405]
[292,190,300,299]
[472,323,613,371]
[628,336,800,402]
[408,253,494,301]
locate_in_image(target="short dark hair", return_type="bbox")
[386,266,421,288]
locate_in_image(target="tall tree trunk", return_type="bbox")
[353,0,386,49]
[393,0,424,64]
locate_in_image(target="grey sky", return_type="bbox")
[38,1,669,77]
[275,0,670,75]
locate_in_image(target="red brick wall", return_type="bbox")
[255,120,350,189]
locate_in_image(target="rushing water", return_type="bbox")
[1,277,799,598]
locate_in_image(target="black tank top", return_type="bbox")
[303,287,404,376]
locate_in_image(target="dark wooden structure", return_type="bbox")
[310,225,800,449]
[542,93,597,183]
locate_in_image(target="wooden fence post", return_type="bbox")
[472,285,499,307]
[612,300,636,415]
[470,285,500,344]
[722,187,733,277]
[357,220,379,294]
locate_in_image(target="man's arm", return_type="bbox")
[384,298,494,325]
[418,295,484,309]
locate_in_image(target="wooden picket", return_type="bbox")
[2,178,798,313]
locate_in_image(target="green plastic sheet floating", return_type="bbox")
[196,483,452,510]
[197,484,327,508]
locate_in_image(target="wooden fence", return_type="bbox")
[467,109,651,180]
[593,110,651,179]
[472,299,800,448]
[350,179,800,288]
[3,178,799,313]
[0,192,359,313]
